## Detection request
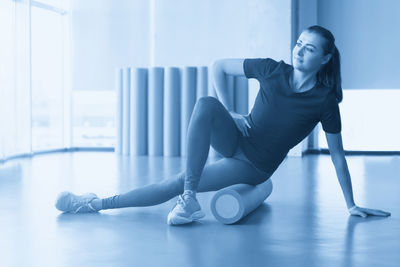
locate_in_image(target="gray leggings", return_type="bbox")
[102,97,271,209]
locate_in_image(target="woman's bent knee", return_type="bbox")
[253,171,273,185]
[195,96,223,116]
[197,96,221,106]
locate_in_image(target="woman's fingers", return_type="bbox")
[350,206,391,218]
[349,206,367,217]
[242,125,249,136]
[352,210,367,218]
[362,208,391,217]
[232,116,251,137]
[239,120,250,137]
[239,127,246,137]
[359,212,367,218]
[236,122,246,137]
[378,210,391,216]
[244,119,251,129]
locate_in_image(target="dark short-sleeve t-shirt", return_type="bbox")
[240,58,341,173]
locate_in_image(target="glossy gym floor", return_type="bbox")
[1,151,399,267]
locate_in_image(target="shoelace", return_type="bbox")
[74,200,96,213]
[176,195,187,208]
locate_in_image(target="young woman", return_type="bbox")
[55,25,390,224]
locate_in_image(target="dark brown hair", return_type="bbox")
[306,25,343,103]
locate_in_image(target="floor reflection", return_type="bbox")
[1,152,397,267]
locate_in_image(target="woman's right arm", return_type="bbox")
[211,58,245,111]
[212,59,251,137]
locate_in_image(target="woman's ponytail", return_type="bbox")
[307,25,343,103]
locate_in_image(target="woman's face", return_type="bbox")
[292,31,331,73]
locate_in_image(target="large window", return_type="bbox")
[0,0,71,160]
[31,4,65,151]
[318,89,400,151]
[0,0,116,160]
[72,91,116,147]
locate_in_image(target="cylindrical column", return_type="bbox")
[208,66,217,97]
[115,68,123,154]
[211,179,273,224]
[122,68,131,155]
[196,66,208,100]
[226,75,235,111]
[234,76,249,115]
[130,68,148,156]
[164,67,181,157]
[181,67,197,157]
[148,67,164,156]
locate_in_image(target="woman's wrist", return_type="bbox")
[348,204,357,211]
[229,111,240,118]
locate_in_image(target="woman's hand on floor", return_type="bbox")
[230,112,251,137]
[348,205,391,218]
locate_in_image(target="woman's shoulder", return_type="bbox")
[262,58,291,77]
[320,88,339,108]
[245,57,289,69]
[243,57,291,80]
[265,59,292,80]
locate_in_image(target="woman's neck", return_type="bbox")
[291,69,317,92]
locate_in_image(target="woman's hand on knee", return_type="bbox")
[230,112,251,137]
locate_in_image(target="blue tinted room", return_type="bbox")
[0,0,399,266]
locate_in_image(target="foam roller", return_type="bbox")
[148,67,164,156]
[210,179,273,224]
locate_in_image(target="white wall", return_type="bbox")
[152,0,292,67]
[318,0,400,89]
[71,0,293,91]
[71,0,150,91]
[295,0,318,37]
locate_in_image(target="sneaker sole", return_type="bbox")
[167,210,205,225]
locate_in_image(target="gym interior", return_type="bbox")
[1,0,399,266]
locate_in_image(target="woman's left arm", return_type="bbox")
[325,132,391,217]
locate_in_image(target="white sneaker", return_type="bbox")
[167,192,205,225]
[55,191,99,213]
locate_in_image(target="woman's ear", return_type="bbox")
[322,53,332,65]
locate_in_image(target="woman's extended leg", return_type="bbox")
[100,157,270,209]
[100,96,270,210]
[56,96,270,216]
